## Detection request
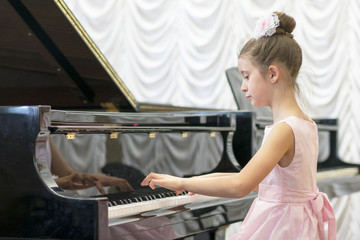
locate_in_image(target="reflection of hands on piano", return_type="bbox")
[49,137,133,194]
[91,173,134,194]
[141,172,185,195]
[54,170,134,195]
[54,172,98,191]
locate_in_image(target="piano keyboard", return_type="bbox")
[97,166,360,220]
[94,187,216,219]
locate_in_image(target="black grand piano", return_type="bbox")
[0,1,256,239]
[1,1,360,240]
[0,105,256,239]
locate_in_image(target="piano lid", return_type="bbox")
[0,0,199,112]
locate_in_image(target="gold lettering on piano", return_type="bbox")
[66,132,76,140]
[181,132,189,138]
[149,132,157,138]
[110,132,119,139]
[210,132,216,137]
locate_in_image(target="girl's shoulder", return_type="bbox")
[280,116,315,125]
[266,116,316,132]
[267,115,315,126]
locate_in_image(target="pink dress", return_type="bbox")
[231,116,336,240]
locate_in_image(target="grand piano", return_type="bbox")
[0,0,256,239]
[0,105,256,239]
[1,1,360,240]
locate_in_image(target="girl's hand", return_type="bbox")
[141,172,185,194]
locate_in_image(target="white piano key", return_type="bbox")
[108,194,216,219]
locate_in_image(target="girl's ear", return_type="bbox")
[268,65,280,84]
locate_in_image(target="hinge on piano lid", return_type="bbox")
[66,132,76,140]
[110,132,119,139]
[181,132,188,138]
[148,132,157,138]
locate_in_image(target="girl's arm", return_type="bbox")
[141,123,294,198]
[191,172,236,178]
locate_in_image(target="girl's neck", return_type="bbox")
[270,89,307,123]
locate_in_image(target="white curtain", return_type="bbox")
[63,0,360,165]
[63,0,360,238]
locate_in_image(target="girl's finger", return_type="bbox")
[141,172,159,186]
[94,180,105,195]
[149,179,157,189]
[141,174,152,186]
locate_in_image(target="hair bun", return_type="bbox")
[275,12,296,34]
[276,28,294,38]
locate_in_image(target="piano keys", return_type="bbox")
[99,187,216,220]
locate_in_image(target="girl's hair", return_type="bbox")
[239,12,302,93]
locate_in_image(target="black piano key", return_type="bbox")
[92,187,186,206]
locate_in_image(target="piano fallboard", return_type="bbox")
[106,193,257,239]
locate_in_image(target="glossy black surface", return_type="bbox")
[0,0,136,110]
[0,106,104,239]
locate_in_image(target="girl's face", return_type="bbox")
[238,56,273,107]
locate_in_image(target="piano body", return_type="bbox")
[0,105,256,239]
[0,1,257,237]
[1,0,360,239]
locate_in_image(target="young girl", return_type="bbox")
[141,12,336,240]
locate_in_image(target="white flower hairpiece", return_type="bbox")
[252,13,280,39]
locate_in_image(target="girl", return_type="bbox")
[141,12,336,240]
